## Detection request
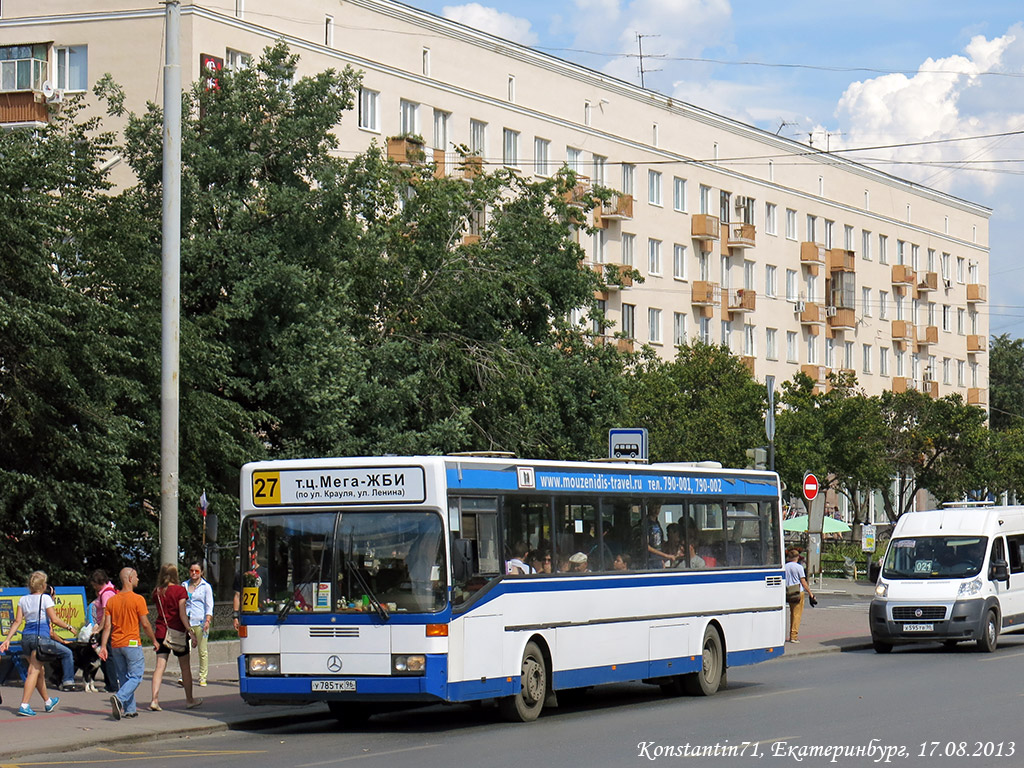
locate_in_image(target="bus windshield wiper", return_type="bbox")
[347,531,390,622]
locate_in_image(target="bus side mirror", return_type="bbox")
[990,560,1009,584]
[452,539,474,582]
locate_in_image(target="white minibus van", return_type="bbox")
[869,505,1024,653]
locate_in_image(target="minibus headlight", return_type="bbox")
[392,654,426,675]
[247,654,281,675]
[874,582,887,598]
[958,578,983,598]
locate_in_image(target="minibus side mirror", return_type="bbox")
[989,559,1009,585]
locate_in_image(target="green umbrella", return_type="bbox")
[781,514,852,534]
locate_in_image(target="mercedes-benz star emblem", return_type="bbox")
[327,655,343,673]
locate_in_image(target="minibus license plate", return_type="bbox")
[903,623,933,632]
[312,679,356,692]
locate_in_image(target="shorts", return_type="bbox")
[155,637,190,658]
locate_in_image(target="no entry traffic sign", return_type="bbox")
[803,473,819,501]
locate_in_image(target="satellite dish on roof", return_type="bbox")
[42,80,55,99]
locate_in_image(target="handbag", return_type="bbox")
[157,589,189,653]
[31,596,62,662]
[786,584,802,604]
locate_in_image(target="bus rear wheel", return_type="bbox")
[499,641,547,722]
[683,626,723,696]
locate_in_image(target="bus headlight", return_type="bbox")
[958,578,983,598]
[392,654,426,675]
[874,582,887,598]
[247,654,281,675]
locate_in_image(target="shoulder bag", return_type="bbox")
[31,595,62,663]
[157,589,189,653]
[786,583,802,604]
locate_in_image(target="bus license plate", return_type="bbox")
[903,623,933,632]
[312,679,356,692]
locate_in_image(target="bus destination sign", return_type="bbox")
[252,466,426,507]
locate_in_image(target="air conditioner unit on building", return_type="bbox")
[734,195,748,211]
[826,306,837,317]
[943,278,952,289]
[794,300,806,313]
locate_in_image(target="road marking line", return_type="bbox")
[737,686,813,701]
[295,744,440,767]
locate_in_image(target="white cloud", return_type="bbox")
[442,3,539,46]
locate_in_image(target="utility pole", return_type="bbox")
[160,0,182,567]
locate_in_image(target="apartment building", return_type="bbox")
[0,0,991,404]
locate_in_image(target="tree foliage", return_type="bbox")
[989,333,1024,432]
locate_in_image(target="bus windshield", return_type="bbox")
[881,536,987,580]
[242,510,447,615]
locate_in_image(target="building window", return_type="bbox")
[807,335,818,365]
[786,331,798,363]
[325,15,335,47]
[470,119,487,156]
[744,260,755,291]
[896,240,906,265]
[648,170,662,206]
[698,252,710,281]
[863,344,872,374]
[942,252,951,280]
[806,215,817,243]
[744,324,756,356]
[862,230,872,260]
[844,224,854,250]
[432,110,450,150]
[621,164,635,196]
[844,341,854,370]
[54,45,88,91]
[621,233,635,266]
[358,88,379,131]
[584,100,592,126]
[957,360,965,387]
[879,290,888,320]
[0,45,48,92]
[911,244,920,271]
[943,357,951,385]
[957,308,965,335]
[673,177,687,212]
[502,128,519,168]
[622,304,635,339]
[673,313,687,346]
[880,347,889,376]
[969,260,979,283]
[927,248,936,272]
[592,299,606,335]
[673,244,687,280]
[825,337,835,368]
[895,294,904,321]
[648,308,662,344]
[648,238,662,275]
[421,47,430,76]
[652,122,659,146]
[765,265,777,297]
[785,269,797,301]
[765,203,777,235]
[567,147,582,174]
[507,75,515,102]
[534,138,550,176]
[766,328,778,360]
[720,191,732,224]
[824,219,834,249]
[226,48,252,71]
[785,209,797,240]
[721,322,733,352]
[699,185,712,215]
[592,154,606,185]
[878,234,888,264]
[956,256,965,283]
[699,317,712,344]
[862,287,872,317]
[400,99,419,136]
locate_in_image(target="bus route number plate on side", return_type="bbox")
[312,680,356,692]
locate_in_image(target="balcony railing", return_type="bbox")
[598,194,633,221]
[828,307,856,330]
[797,302,826,326]
[691,214,721,241]
[801,364,826,383]
[691,280,719,306]
[968,387,986,405]
[921,379,939,398]
[891,377,909,394]
[726,288,756,313]
[725,222,756,249]
[591,263,633,289]
[891,320,914,343]
[917,271,938,292]
[967,283,987,303]
[0,90,50,125]
[891,264,915,287]
[968,335,986,354]
[800,242,826,267]
[915,325,938,347]
[386,136,427,165]
[827,248,855,272]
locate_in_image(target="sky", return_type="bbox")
[408,0,1024,338]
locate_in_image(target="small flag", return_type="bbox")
[198,490,209,518]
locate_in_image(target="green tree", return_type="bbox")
[624,342,765,465]
[989,333,1024,432]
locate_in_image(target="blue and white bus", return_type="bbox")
[237,455,785,722]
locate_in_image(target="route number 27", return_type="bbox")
[252,472,281,506]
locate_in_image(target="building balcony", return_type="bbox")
[921,379,939,398]
[726,288,756,314]
[801,364,826,383]
[724,222,756,249]
[968,335,986,354]
[740,356,756,376]
[691,214,721,241]
[386,135,427,165]
[561,176,592,206]
[592,263,633,289]
[891,264,916,288]
[691,280,719,305]
[800,242,826,267]
[436,150,482,179]
[967,283,987,303]
[827,307,856,330]
[593,335,634,353]
[0,90,50,126]
[827,248,855,272]
[968,387,986,406]
[797,301,826,327]
[595,194,633,225]
[915,325,938,347]
[462,233,481,245]
[891,377,910,394]
[917,271,938,292]
[891,320,914,343]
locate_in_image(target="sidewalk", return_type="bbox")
[0,578,876,759]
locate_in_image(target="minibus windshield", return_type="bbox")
[881,536,987,580]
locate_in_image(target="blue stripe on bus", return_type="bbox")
[446,467,779,496]
[727,646,785,666]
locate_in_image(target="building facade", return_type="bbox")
[0,0,991,404]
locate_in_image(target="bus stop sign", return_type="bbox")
[803,473,819,501]
[609,428,648,460]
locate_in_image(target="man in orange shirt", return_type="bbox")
[98,567,157,720]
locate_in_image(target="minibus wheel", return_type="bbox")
[872,639,893,654]
[499,641,547,722]
[977,610,999,653]
[684,626,723,696]
[328,701,374,726]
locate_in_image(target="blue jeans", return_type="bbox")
[22,633,75,685]
[111,646,145,714]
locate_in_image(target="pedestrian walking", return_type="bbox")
[149,563,202,711]
[181,562,214,687]
[784,548,815,643]
[0,570,78,716]
[98,567,157,720]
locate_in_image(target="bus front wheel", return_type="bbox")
[327,701,374,727]
[683,626,724,696]
[499,640,547,722]
[977,610,999,653]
